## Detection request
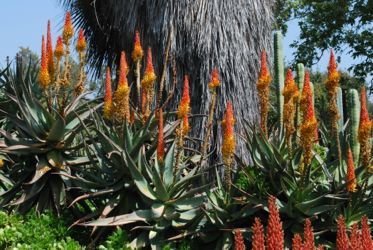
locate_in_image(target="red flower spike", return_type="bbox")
[141,48,157,89]
[303,219,315,250]
[132,30,144,62]
[178,75,191,119]
[336,215,349,250]
[251,218,265,250]
[346,148,357,192]
[157,108,165,163]
[54,36,64,59]
[103,67,113,119]
[326,49,340,91]
[76,29,86,52]
[292,234,303,250]
[62,12,74,43]
[38,35,50,88]
[361,215,373,250]
[208,68,221,89]
[118,51,129,88]
[266,195,284,250]
[349,223,361,250]
[234,229,246,250]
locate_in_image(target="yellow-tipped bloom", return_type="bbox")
[178,76,191,119]
[54,36,64,60]
[257,51,271,136]
[300,71,311,114]
[358,87,372,169]
[62,12,74,44]
[208,68,220,89]
[113,52,130,122]
[346,148,357,192]
[46,20,54,80]
[300,88,317,172]
[283,69,299,147]
[222,102,235,166]
[132,31,144,62]
[103,67,113,119]
[141,47,157,89]
[76,29,86,52]
[39,36,51,89]
[326,50,340,93]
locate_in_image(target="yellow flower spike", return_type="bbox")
[222,101,236,165]
[38,35,51,89]
[178,76,191,119]
[76,29,86,52]
[62,12,74,44]
[54,36,64,60]
[257,51,271,136]
[141,47,157,90]
[132,31,144,62]
[113,52,131,122]
[283,69,299,149]
[208,68,220,89]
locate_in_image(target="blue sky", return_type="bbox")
[0,1,362,74]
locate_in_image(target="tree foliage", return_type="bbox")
[276,0,372,88]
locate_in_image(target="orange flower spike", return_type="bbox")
[300,71,312,112]
[283,69,299,103]
[132,31,144,62]
[208,68,221,89]
[336,215,349,250]
[346,148,357,192]
[257,51,271,90]
[251,218,265,250]
[358,87,371,142]
[266,195,284,250]
[54,36,64,60]
[76,29,86,52]
[233,229,246,250]
[303,219,315,250]
[62,12,74,44]
[292,234,303,250]
[38,35,50,89]
[157,108,165,163]
[326,50,340,91]
[361,215,373,250]
[178,76,191,119]
[222,102,236,163]
[349,223,361,250]
[103,67,113,119]
[46,20,54,79]
[141,47,157,89]
[118,51,129,88]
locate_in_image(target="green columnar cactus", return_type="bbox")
[336,87,344,132]
[274,31,284,124]
[296,63,305,136]
[347,89,360,165]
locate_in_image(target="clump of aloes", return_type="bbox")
[256,51,271,137]
[358,87,372,171]
[282,69,299,150]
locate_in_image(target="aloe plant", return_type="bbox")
[0,57,98,214]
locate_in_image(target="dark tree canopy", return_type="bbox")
[277,0,372,88]
[59,0,275,162]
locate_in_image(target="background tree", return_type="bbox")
[59,0,276,162]
[275,0,372,90]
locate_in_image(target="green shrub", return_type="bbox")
[0,211,82,250]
